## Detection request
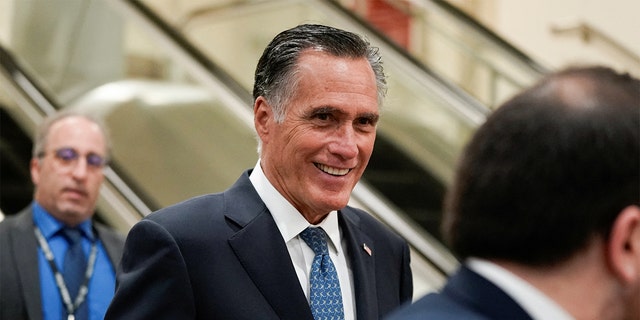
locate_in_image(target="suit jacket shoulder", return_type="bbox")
[108,170,413,320]
[386,266,532,320]
[0,206,127,320]
[108,171,311,319]
[0,208,42,320]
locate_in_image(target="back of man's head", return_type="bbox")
[443,66,640,267]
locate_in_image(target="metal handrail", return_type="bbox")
[351,182,459,275]
[111,0,459,276]
[0,45,150,231]
[423,0,548,74]
[550,20,640,66]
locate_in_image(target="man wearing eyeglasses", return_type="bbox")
[0,110,125,320]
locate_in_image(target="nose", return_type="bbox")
[328,125,358,159]
[70,157,89,179]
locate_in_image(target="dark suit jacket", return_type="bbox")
[105,170,413,320]
[0,206,126,320]
[385,265,533,320]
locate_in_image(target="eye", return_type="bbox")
[355,114,379,128]
[357,117,373,126]
[86,153,106,167]
[54,148,78,162]
[307,107,338,123]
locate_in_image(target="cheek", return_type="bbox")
[88,174,105,192]
[358,135,376,157]
[285,126,323,152]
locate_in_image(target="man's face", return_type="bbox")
[255,51,379,224]
[31,116,107,226]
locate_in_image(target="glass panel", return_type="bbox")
[2,0,258,208]
[334,0,544,109]
[1,0,456,296]
[142,0,483,187]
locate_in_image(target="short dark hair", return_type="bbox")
[443,66,640,267]
[252,24,386,123]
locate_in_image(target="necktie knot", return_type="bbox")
[300,227,329,256]
[62,227,83,245]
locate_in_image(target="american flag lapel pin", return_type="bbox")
[363,243,372,256]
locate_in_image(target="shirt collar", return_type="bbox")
[32,201,95,241]
[249,160,342,254]
[467,258,575,320]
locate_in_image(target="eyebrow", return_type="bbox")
[308,106,379,121]
[359,112,380,123]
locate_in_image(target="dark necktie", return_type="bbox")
[62,227,88,320]
[299,227,344,320]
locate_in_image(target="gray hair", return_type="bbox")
[253,24,387,123]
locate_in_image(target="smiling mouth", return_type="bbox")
[315,163,351,176]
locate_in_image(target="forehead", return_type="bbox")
[47,116,106,152]
[290,51,379,112]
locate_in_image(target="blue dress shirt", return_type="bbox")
[33,202,116,320]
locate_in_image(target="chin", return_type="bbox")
[61,206,91,218]
[320,196,350,212]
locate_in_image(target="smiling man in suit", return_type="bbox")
[387,66,640,320]
[105,24,412,320]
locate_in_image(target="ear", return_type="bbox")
[608,205,640,284]
[254,96,273,143]
[30,157,41,185]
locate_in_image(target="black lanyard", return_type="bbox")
[34,226,98,320]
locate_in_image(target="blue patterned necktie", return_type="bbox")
[299,227,344,320]
[62,227,88,320]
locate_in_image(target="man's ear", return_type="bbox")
[30,157,41,185]
[254,96,272,142]
[608,205,640,284]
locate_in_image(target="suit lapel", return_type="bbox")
[339,209,378,320]
[228,210,313,320]
[12,208,44,320]
[225,173,313,320]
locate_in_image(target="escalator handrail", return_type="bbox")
[320,0,489,115]
[0,46,57,117]
[422,0,549,74]
[0,44,152,222]
[352,182,459,276]
[111,0,464,275]
[120,0,253,107]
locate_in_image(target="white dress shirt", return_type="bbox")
[249,161,356,320]
[467,258,574,320]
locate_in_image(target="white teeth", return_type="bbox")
[316,163,350,176]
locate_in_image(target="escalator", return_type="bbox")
[117,0,484,241]
[1,0,548,297]
[125,0,548,241]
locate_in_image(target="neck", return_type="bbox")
[493,240,624,320]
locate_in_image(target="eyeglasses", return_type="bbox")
[38,147,107,169]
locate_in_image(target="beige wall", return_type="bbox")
[449,0,640,76]
[0,0,14,45]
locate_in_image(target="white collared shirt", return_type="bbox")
[467,258,575,320]
[249,161,355,320]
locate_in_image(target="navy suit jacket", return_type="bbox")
[106,170,413,319]
[386,265,533,320]
[0,206,126,320]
